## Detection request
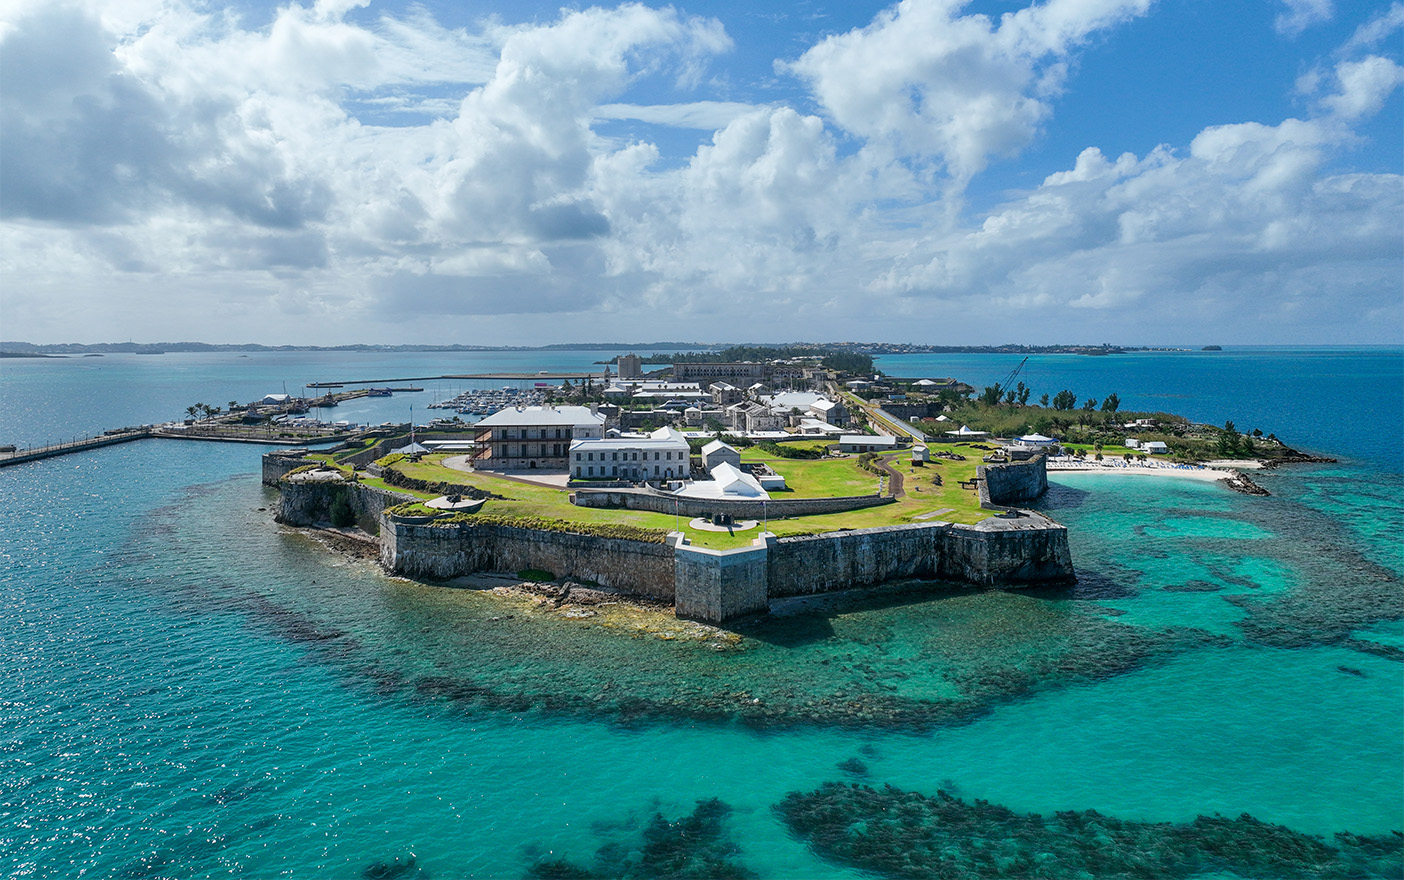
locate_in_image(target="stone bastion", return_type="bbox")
[268,452,1073,625]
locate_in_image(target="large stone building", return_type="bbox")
[673,362,765,382]
[473,406,606,470]
[617,353,643,379]
[569,426,691,481]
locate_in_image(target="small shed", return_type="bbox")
[839,434,899,454]
[701,439,742,472]
[1143,441,1169,454]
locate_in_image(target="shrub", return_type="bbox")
[329,490,356,527]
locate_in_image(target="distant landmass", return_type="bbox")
[0,341,723,355]
[0,340,1194,356]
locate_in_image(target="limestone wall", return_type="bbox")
[276,478,412,534]
[939,514,1074,585]
[765,524,949,598]
[572,487,893,520]
[262,449,310,485]
[381,518,677,599]
[979,453,1048,506]
[673,539,770,622]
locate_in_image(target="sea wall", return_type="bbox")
[939,515,1075,585]
[572,487,893,519]
[765,524,948,598]
[673,540,770,622]
[381,518,677,599]
[979,453,1048,507]
[273,454,1074,625]
[276,477,412,534]
[262,449,310,485]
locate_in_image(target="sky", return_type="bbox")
[1,0,1401,346]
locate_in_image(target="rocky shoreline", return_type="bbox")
[1223,470,1270,496]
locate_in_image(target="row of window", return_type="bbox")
[576,465,676,478]
[573,449,682,463]
[495,444,565,457]
[487,428,576,440]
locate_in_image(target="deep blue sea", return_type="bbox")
[1,347,1401,878]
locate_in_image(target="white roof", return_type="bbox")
[767,391,825,410]
[570,425,687,453]
[701,439,736,455]
[914,379,940,386]
[840,434,898,445]
[394,441,429,454]
[1016,433,1057,444]
[946,425,990,436]
[673,462,769,499]
[475,406,605,428]
[934,414,950,422]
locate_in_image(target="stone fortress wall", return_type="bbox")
[571,486,894,519]
[270,451,1073,625]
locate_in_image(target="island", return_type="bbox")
[262,354,1324,626]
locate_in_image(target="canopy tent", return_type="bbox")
[945,425,990,437]
[672,462,769,500]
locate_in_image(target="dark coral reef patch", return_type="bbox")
[528,798,756,880]
[777,781,1403,879]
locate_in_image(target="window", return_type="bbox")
[588,466,594,476]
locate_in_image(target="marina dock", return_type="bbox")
[1,425,355,468]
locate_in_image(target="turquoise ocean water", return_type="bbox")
[1,347,1400,877]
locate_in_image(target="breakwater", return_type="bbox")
[270,452,1073,625]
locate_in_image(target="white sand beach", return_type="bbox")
[1046,458,1231,481]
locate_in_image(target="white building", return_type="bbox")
[673,461,769,500]
[839,434,899,453]
[807,398,848,426]
[1143,441,1170,454]
[701,439,742,472]
[473,406,606,470]
[570,426,691,481]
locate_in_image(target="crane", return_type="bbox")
[999,356,1028,393]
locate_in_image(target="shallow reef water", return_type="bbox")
[2,420,1401,877]
[140,477,1231,732]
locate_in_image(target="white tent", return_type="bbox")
[1015,433,1057,445]
[673,462,769,500]
[945,425,990,437]
[394,441,429,454]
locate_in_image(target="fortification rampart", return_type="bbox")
[381,518,677,599]
[262,448,311,485]
[572,487,893,519]
[764,523,947,598]
[269,452,1073,625]
[978,452,1049,508]
[276,477,413,533]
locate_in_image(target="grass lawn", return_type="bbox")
[306,444,996,550]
